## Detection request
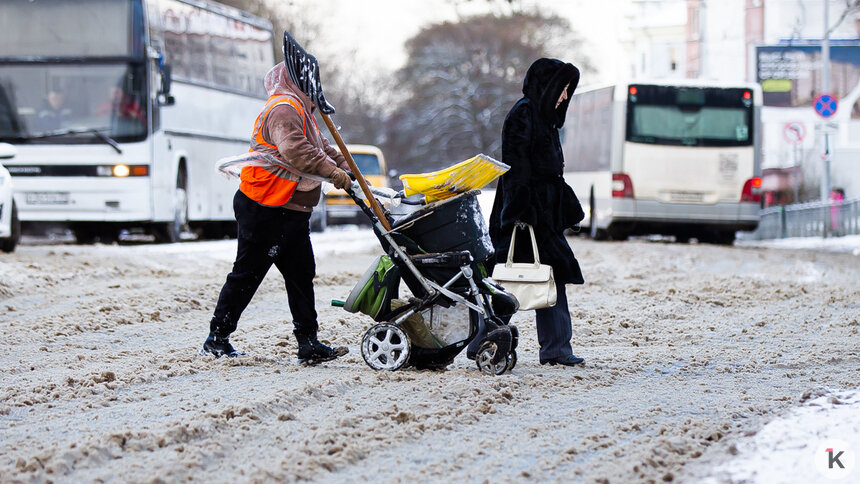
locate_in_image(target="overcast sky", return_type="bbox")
[291,0,629,83]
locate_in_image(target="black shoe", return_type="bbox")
[295,331,348,365]
[202,332,245,358]
[540,354,584,367]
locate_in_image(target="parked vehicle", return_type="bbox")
[0,142,20,252]
[563,80,763,244]
[0,0,274,243]
[324,144,389,226]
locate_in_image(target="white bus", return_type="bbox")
[0,0,274,242]
[563,80,763,244]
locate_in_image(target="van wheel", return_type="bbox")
[0,202,20,252]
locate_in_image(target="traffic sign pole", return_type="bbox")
[813,93,837,204]
[822,1,831,205]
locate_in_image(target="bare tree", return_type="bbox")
[830,0,860,35]
[213,1,387,147]
[384,11,590,175]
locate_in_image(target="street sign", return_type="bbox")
[813,93,838,118]
[782,121,806,145]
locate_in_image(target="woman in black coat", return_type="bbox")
[480,58,586,367]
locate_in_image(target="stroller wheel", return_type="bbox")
[361,324,411,371]
[475,341,511,375]
[506,349,517,372]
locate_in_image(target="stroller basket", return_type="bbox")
[391,190,493,263]
[339,162,518,375]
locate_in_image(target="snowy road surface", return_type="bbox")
[1,230,858,483]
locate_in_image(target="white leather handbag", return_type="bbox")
[491,223,557,310]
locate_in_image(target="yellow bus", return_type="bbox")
[324,144,388,225]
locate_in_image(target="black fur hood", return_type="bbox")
[521,58,580,128]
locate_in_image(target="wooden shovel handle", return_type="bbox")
[320,113,392,231]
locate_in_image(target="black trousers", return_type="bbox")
[211,190,317,336]
[467,282,573,360]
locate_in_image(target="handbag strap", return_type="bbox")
[506,223,541,268]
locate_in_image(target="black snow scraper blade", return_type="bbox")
[283,31,335,115]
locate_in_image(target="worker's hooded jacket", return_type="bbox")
[240,63,347,211]
[489,58,585,285]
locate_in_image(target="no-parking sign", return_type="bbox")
[782,121,806,145]
[813,93,838,118]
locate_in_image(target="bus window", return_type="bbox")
[0,64,147,141]
[627,85,753,147]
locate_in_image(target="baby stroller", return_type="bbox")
[338,161,519,375]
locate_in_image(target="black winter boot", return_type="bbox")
[294,331,348,365]
[202,331,245,358]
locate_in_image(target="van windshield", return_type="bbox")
[352,153,381,175]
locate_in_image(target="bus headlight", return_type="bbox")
[97,165,149,177]
[112,164,131,177]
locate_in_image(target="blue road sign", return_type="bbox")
[813,93,838,118]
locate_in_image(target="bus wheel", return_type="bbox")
[715,231,736,245]
[154,186,188,243]
[699,230,735,245]
[73,226,97,244]
[589,194,607,241]
[197,222,224,240]
[223,221,237,239]
[607,225,629,241]
[72,223,118,245]
[0,202,20,253]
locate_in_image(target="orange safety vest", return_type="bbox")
[239,94,307,207]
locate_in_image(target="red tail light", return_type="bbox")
[612,173,634,198]
[741,177,762,202]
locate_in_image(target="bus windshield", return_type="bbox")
[0,64,147,142]
[626,85,753,147]
[0,0,137,58]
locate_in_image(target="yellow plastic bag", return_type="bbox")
[399,154,509,202]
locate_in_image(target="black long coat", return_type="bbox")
[489,58,585,285]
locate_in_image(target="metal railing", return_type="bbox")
[751,198,860,240]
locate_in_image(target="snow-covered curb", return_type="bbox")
[737,235,860,255]
[699,389,859,483]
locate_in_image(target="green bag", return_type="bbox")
[343,255,400,321]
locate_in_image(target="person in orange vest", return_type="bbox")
[202,56,352,364]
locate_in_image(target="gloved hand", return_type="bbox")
[330,168,351,190]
